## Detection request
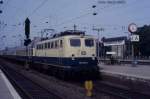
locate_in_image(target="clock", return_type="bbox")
[128,23,137,33]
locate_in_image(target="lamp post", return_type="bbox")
[93,27,105,64]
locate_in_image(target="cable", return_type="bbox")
[28,0,49,17]
[53,0,139,29]
[0,0,10,10]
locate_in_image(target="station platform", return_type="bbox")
[0,69,21,99]
[99,64,150,81]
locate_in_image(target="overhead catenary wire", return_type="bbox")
[27,0,49,18]
[51,0,140,31]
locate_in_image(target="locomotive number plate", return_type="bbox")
[79,62,88,64]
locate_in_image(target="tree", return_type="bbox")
[136,25,150,56]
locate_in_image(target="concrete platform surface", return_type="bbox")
[0,69,21,99]
[99,64,150,80]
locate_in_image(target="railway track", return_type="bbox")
[24,67,150,99]
[93,81,150,99]
[0,64,62,99]
[1,59,150,99]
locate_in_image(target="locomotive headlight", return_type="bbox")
[92,54,95,60]
[72,54,75,60]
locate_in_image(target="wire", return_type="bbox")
[51,4,112,28]
[53,0,139,28]
[0,0,11,10]
[28,0,49,17]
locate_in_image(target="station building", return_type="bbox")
[101,36,131,58]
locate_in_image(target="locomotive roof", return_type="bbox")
[37,30,94,44]
[52,30,85,38]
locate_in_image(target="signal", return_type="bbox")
[25,18,30,39]
[24,18,31,46]
[24,39,31,46]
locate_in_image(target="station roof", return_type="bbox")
[102,36,128,42]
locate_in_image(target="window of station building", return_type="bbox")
[70,39,81,47]
[85,39,94,47]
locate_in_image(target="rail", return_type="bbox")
[0,64,62,99]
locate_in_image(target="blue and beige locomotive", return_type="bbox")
[1,30,100,79]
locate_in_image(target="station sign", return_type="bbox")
[130,35,139,42]
[106,51,116,55]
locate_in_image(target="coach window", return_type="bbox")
[43,44,45,49]
[36,45,38,49]
[70,39,81,47]
[48,42,50,48]
[45,43,48,49]
[41,44,42,50]
[45,43,46,49]
[39,45,41,49]
[85,39,94,47]
[40,44,42,49]
[41,44,42,49]
[38,45,40,49]
[51,42,54,48]
[37,45,39,49]
[55,41,58,48]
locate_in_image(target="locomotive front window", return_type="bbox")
[85,39,94,47]
[70,39,81,47]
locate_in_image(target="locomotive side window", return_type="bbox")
[85,39,94,47]
[60,40,63,48]
[70,39,81,47]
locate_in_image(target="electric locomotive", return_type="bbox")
[33,30,99,79]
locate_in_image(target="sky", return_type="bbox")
[0,0,150,49]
